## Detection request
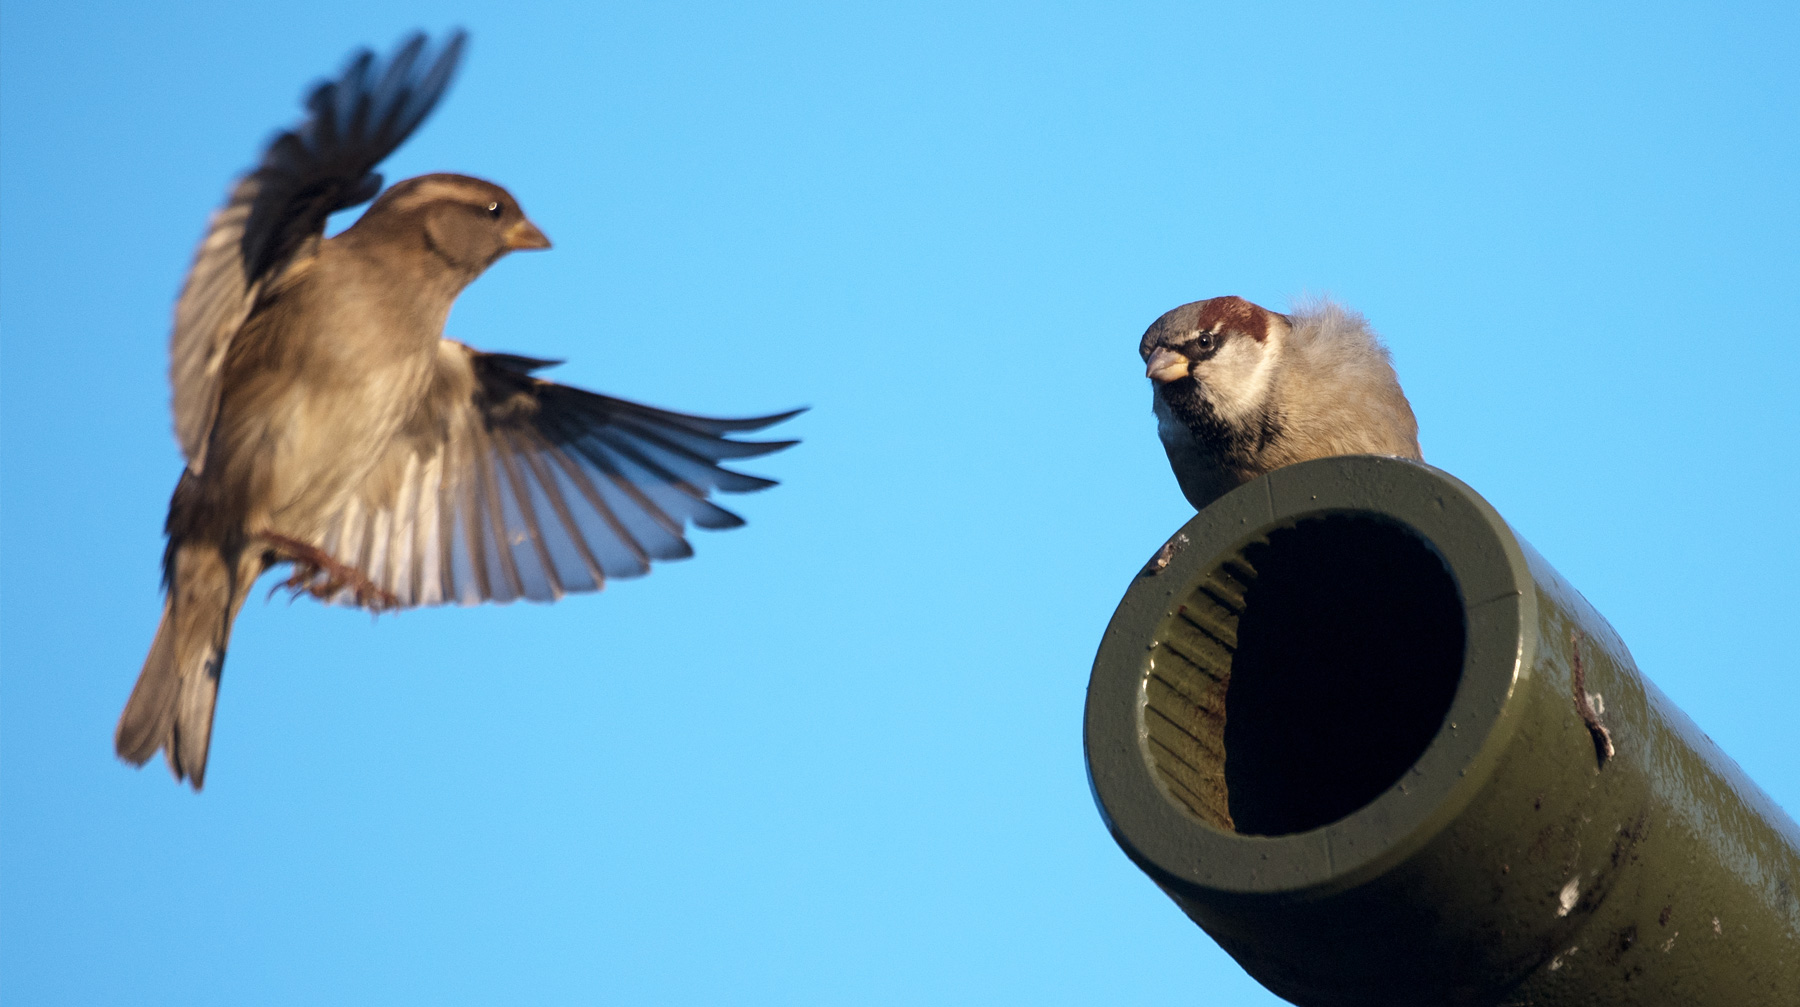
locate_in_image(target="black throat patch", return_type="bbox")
[1160,378,1283,471]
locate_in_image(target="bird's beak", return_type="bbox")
[1145,347,1191,384]
[504,219,552,251]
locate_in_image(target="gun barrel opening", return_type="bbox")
[1092,458,1800,1005]
[1143,515,1466,836]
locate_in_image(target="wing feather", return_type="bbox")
[515,435,607,591]
[294,340,795,609]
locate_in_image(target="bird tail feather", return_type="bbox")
[115,542,254,790]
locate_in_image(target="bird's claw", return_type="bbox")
[258,533,399,612]
[269,564,398,612]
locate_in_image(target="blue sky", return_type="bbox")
[2,2,1795,1004]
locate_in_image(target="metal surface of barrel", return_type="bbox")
[1084,455,1799,1006]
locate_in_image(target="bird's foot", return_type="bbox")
[259,533,399,611]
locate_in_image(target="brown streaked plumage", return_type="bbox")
[116,31,799,789]
[1139,295,1419,511]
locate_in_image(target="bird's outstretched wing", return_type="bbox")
[299,341,801,608]
[170,30,467,473]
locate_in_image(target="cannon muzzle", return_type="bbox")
[1084,456,1799,1005]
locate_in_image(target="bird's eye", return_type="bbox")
[1195,332,1217,352]
[486,201,502,218]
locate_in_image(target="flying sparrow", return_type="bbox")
[1140,295,1419,512]
[116,31,800,789]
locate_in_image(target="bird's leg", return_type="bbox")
[257,532,399,611]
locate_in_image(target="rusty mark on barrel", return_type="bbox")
[1570,631,1615,768]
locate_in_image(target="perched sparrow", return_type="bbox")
[1140,295,1419,511]
[116,31,799,789]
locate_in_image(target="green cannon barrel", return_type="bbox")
[1084,456,1799,1006]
